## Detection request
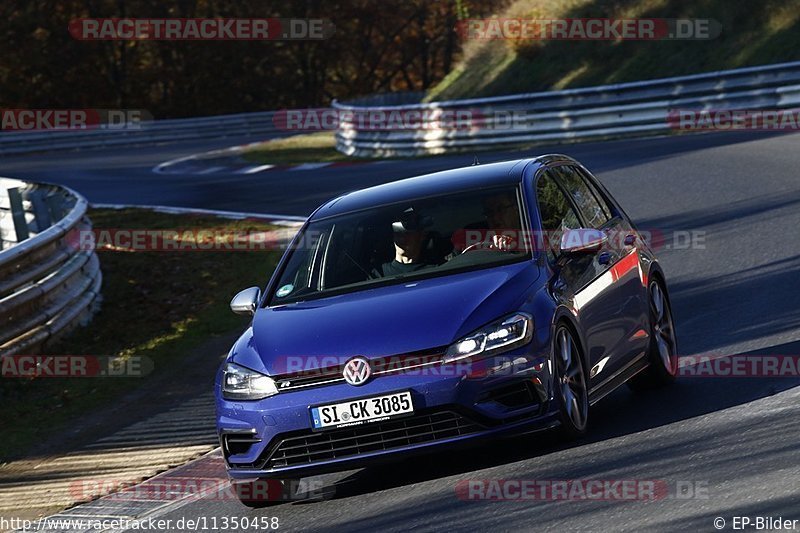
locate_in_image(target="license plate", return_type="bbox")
[310,391,413,430]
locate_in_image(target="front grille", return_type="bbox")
[274,367,343,391]
[273,348,446,392]
[256,411,482,470]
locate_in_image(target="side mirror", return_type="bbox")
[560,228,607,255]
[230,287,261,316]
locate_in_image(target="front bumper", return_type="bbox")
[217,349,558,479]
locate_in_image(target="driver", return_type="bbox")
[458,192,522,253]
[372,207,435,277]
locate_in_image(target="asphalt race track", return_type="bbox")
[2,130,799,531]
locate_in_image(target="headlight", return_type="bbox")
[443,313,533,363]
[222,363,278,400]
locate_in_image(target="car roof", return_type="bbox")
[312,156,574,219]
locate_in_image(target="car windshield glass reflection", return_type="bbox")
[269,186,530,304]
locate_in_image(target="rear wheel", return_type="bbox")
[554,325,589,438]
[629,279,678,390]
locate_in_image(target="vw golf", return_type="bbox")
[216,155,678,504]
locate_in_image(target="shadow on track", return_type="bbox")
[282,339,799,505]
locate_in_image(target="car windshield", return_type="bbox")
[268,185,530,305]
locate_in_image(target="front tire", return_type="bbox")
[554,324,589,438]
[629,279,678,390]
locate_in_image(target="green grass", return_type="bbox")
[0,209,284,462]
[241,131,368,165]
[428,0,800,101]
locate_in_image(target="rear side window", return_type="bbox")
[554,166,611,229]
[574,166,617,220]
[536,171,581,262]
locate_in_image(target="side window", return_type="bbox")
[536,171,582,262]
[574,166,617,220]
[555,166,611,229]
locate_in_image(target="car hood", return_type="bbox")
[234,261,540,375]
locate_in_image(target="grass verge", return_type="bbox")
[241,131,368,165]
[0,208,286,462]
[428,0,800,101]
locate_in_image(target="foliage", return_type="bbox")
[0,0,505,117]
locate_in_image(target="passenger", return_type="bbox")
[372,207,435,277]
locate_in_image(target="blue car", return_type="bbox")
[216,155,678,504]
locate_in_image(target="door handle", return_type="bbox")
[598,252,612,265]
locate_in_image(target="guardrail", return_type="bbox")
[0,179,101,358]
[0,111,280,156]
[332,60,800,157]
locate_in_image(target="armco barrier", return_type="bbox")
[0,110,280,156]
[332,60,800,157]
[0,178,101,358]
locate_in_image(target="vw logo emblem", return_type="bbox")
[342,356,371,386]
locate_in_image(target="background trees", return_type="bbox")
[0,0,505,117]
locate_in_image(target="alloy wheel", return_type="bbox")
[650,281,677,375]
[555,326,588,432]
